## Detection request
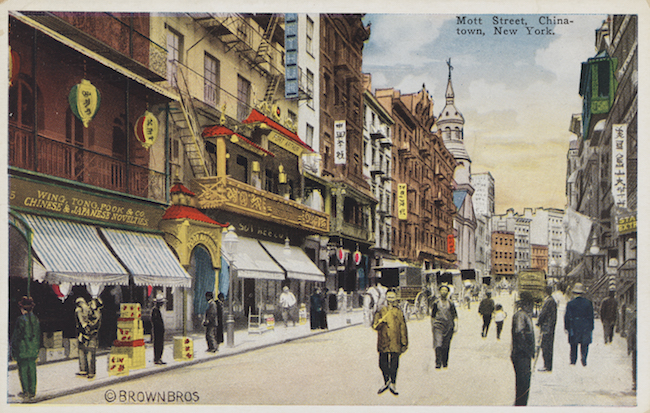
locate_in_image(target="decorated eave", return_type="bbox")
[202,125,275,157]
[243,109,314,156]
[163,183,227,227]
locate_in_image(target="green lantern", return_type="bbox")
[69,79,101,128]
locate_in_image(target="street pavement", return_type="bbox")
[7,308,364,404]
[7,292,637,407]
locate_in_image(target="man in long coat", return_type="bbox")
[203,292,219,352]
[431,285,458,369]
[478,291,495,337]
[151,294,166,364]
[536,286,557,372]
[310,288,323,329]
[600,288,618,344]
[511,291,535,406]
[373,291,408,396]
[12,297,41,400]
[564,283,594,366]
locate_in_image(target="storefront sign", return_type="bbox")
[611,124,627,209]
[9,176,164,229]
[618,216,636,235]
[397,183,407,220]
[334,120,346,165]
[268,129,307,156]
[447,234,455,254]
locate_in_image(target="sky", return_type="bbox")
[362,13,607,215]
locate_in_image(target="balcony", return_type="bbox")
[333,47,358,79]
[370,161,386,177]
[190,176,330,234]
[9,125,166,202]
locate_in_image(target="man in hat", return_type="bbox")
[151,293,166,364]
[74,297,91,377]
[431,285,458,369]
[478,291,495,337]
[600,288,618,344]
[511,291,535,406]
[536,286,557,372]
[203,291,219,352]
[11,297,40,400]
[279,286,297,327]
[564,283,594,366]
[373,291,408,396]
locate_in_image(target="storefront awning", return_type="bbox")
[260,241,325,282]
[225,237,285,281]
[373,259,409,270]
[19,214,129,286]
[100,228,192,288]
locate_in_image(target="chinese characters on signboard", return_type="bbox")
[334,120,346,165]
[284,13,299,99]
[397,183,407,220]
[611,124,627,209]
[447,234,455,255]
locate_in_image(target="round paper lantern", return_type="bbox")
[337,248,346,264]
[353,250,362,266]
[134,110,159,149]
[68,79,101,128]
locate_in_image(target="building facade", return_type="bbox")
[491,231,515,281]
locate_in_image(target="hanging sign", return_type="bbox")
[447,234,455,254]
[69,79,101,128]
[611,124,627,209]
[334,120,347,165]
[397,183,408,220]
[353,250,362,266]
[134,110,159,149]
[9,47,20,86]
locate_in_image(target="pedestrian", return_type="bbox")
[279,286,298,327]
[373,291,408,396]
[493,304,507,340]
[74,297,90,377]
[431,285,458,369]
[86,297,102,379]
[627,309,636,391]
[600,288,618,344]
[537,286,557,372]
[511,291,535,406]
[11,297,41,401]
[151,293,166,365]
[216,293,225,348]
[203,291,219,352]
[564,283,594,366]
[310,288,323,329]
[319,288,329,330]
[464,287,472,310]
[337,287,347,312]
[478,291,495,337]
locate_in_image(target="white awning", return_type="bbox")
[100,228,192,288]
[224,237,285,281]
[19,214,129,286]
[260,241,325,282]
[373,259,409,270]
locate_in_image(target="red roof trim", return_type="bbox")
[243,109,313,152]
[170,183,196,196]
[202,124,275,157]
[162,205,227,227]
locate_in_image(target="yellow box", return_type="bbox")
[117,318,144,332]
[108,354,130,376]
[111,345,146,370]
[173,337,194,361]
[120,303,142,319]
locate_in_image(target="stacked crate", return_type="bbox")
[39,331,66,362]
[109,303,146,371]
[173,336,194,361]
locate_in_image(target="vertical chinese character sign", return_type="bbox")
[447,234,455,254]
[611,124,627,209]
[69,79,101,128]
[285,13,299,99]
[397,183,407,220]
[334,120,347,165]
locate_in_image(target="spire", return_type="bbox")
[446,58,455,103]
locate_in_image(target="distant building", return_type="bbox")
[531,244,549,273]
[491,231,515,280]
[471,172,495,217]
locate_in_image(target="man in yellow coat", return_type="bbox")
[373,291,408,395]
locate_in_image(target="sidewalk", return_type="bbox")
[528,292,636,407]
[7,309,364,404]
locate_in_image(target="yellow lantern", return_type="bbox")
[134,110,159,149]
[68,79,101,128]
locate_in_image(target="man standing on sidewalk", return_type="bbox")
[600,287,618,344]
[151,293,166,364]
[478,291,495,337]
[511,291,535,406]
[203,292,219,352]
[11,297,40,401]
[373,291,408,396]
[564,283,594,366]
[431,285,458,369]
[537,286,557,372]
[279,286,297,327]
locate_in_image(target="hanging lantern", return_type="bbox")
[68,79,101,128]
[353,250,362,266]
[87,283,104,299]
[134,110,159,149]
[9,47,20,87]
[52,282,72,302]
[337,248,346,264]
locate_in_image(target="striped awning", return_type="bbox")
[260,241,325,282]
[100,228,192,288]
[19,214,129,286]
[224,237,285,281]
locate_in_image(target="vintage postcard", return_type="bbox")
[1,0,648,412]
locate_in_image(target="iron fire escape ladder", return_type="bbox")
[173,63,210,178]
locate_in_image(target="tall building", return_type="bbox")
[491,231,515,281]
[492,209,531,274]
[567,15,637,309]
[438,61,476,273]
[471,172,495,217]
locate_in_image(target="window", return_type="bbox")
[305,123,314,148]
[306,16,314,56]
[288,110,297,125]
[204,53,220,107]
[306,69,314,108]
[166,28,182,87]
[237,75,251,121]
